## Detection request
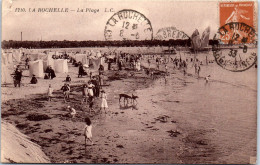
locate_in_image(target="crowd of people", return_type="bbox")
[8,50,216,147]
[145,53,212,79]
[106,53,142,71]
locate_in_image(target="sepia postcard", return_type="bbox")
[1,0,258,164]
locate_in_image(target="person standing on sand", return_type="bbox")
[150,70,154,79]
[87,81,95,98]
[61,83,70,102]
[156,62,160,70]
[148,58,151,69]
[88,96,94,113]
[50,67,56,79]
[165,64,168,74]
[78,63,85,78]
[194,63,198,75]
[94,76,100,97]
[82,84,88,103]
[98,64,104,75]
[118,59,122,71]
[100,90,108,113]
[99,73,104,89]
[197,65,201,78]
[84,117,93,146]
[14,67,22,87]
[89,72,92,80]
[47,84,53,101]
[183,60,187,76]
[25,57,30,69]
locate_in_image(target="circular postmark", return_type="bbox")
[154,27,190,40]
[104,9,153,41]
[212,22,257,72]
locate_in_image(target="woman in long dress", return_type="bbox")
[82,84,88,103]
[84,117,93,146]
[47,84,53,101]
[100,90,108,113]
[136,60,141,71]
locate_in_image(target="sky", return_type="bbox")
[2,0,223,41]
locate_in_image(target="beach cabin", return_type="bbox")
[29,60,44,78]
[54,59,68,73]
[1,64,13,84]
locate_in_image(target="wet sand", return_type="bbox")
[1,55,257,163]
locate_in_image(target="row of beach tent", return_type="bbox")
[1,49,106,84]
[29,59,68,78]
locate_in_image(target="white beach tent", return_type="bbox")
[12,50,22,63]
[100,57,105,65]
[29,54,39,61]
[37,53,48,60]
[54,59,68,73]
[1,64,13,84]
[2,53,9,65]
[29,60,44,78]
[68,52,76,59]
[7,53,13,64]
[82,55,89,65]
[75,54,86,63]
[96,51,102,58]
[48,51,55,56]
[90,57,102,70]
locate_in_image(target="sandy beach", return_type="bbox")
[1,50,257,164]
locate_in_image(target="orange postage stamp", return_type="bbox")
[219,1,255,27]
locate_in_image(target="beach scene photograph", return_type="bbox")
[1,0,258,164]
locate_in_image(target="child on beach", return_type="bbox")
[84,117,93,146]
[89,72,92,80]
[197,65,201,78]
[150,70,154,79]
[44,73,49,79]
[67,106,76,118]
[30,75,38,84]
[65,75,71,82]
[100,90,108,113]
[87,81,95,98]
[47,84,53,101]
[148,59,151,69]
[164,73,168,84]
[205,75,210,83]
[61,83,70,102]
[82,84,88,103]
[88,96,94,113]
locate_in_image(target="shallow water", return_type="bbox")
[134,61,257,163]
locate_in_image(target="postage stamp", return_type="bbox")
[154,27,189,40]
[219,1,255,27]
[104,9,153,41]
[212,22,257,72]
